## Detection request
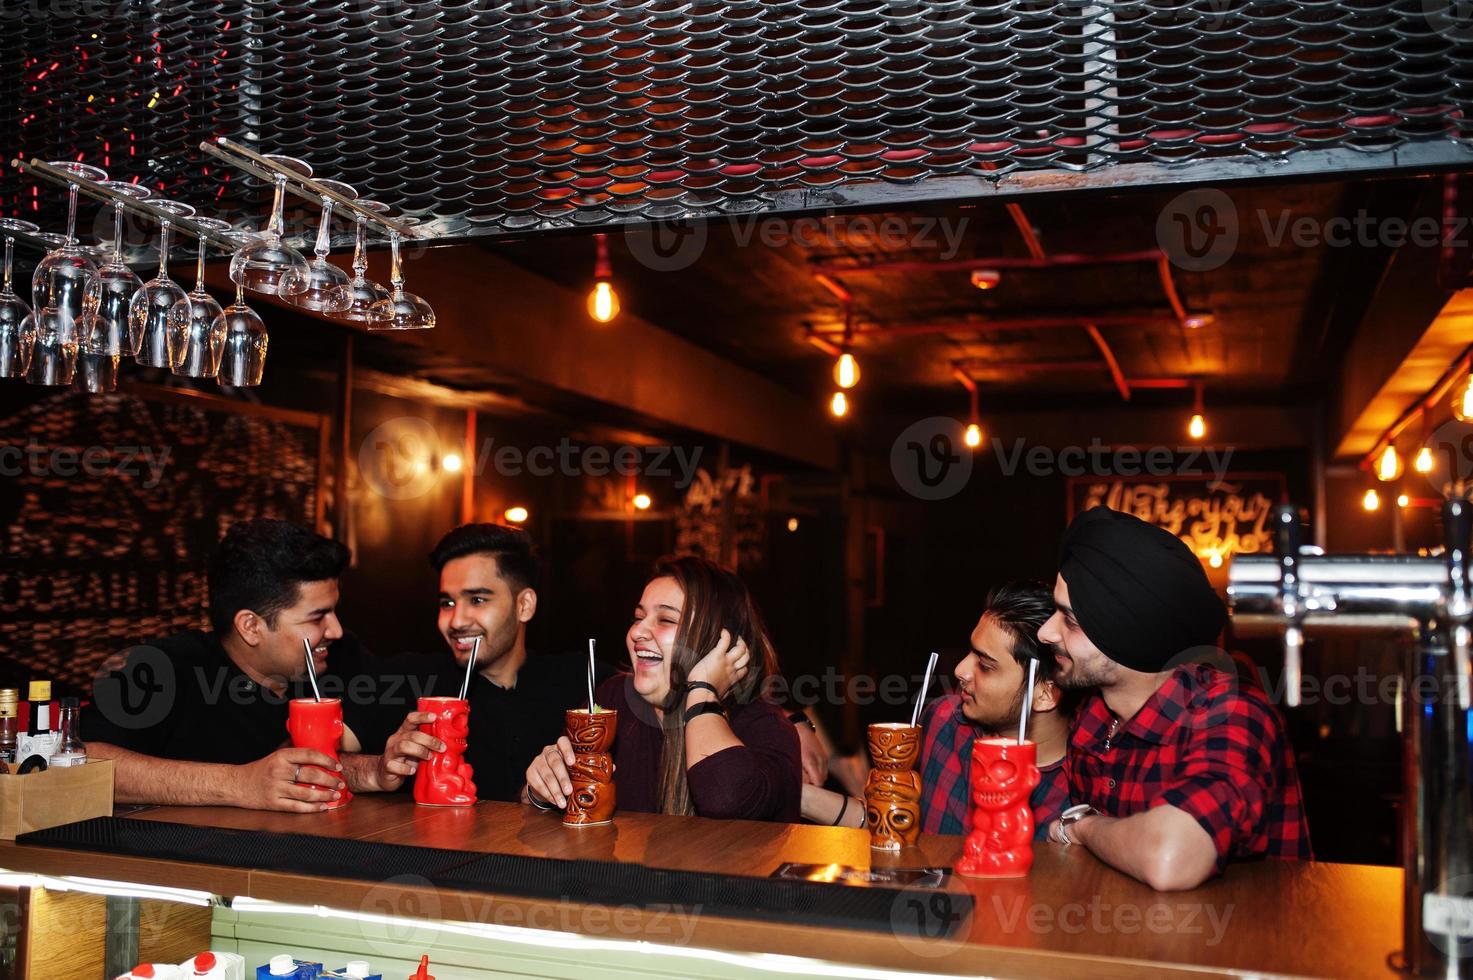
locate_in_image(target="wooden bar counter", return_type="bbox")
[0,798,1399,979]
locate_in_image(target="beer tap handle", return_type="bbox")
[1442,498,1473,710]
[1274,504,1305,708]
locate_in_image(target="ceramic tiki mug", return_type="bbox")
[413,696,477,807]
[287,698,350,809]
[955,737,1040,878]
[864,722,922,850]
[563,707,617,826]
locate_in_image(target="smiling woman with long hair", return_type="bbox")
[523,555,801,820]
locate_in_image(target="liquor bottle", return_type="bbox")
[16,681,59,771]
[0,689,18,766]
[50,696,86,767]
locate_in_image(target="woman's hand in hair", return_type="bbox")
[687,628,751,699]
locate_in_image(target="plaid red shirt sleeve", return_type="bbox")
[919,695,972,835]
[1069,664,1311,873]
[920,694,1072,838]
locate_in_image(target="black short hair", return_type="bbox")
[428,523,540,593]
[207,520,350,634]
[983,579,1062,684]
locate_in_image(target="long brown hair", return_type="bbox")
[650,555,780,816]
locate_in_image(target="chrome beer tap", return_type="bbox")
[1273,504,1306,708]
[1229,501,1473,977]
[1444,497,1473,711]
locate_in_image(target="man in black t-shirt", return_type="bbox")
[358,524,618,802]
[370,524,832,804]
[83,520,433,812]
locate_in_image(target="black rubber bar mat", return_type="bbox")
[19,817,973,939]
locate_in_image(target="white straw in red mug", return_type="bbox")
[1017,656,1039,744]
[301,637,322,702]
[587,638,596,712]
[910,651,938,728]
[458,636,480,701]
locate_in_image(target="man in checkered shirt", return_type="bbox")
[1038,506,1311,891]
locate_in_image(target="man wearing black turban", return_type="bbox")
[1037,507,1311,891]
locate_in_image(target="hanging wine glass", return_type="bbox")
[215,279,268,387]
[0,219,40,379]
[129,200,195,368]
[367,221,435,331]
[340,199,390,323]
[229,155,312,298]
[31,162,106,346]
[77,182,151,392]
[286,179,357,314]
[169,217,233,378]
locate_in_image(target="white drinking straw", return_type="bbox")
[587,638,596,712]
[301,637,322,702]
[1017,656,1039,744]
[458,636,480,701]
[910,651,939,728]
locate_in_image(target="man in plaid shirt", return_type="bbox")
[1038,507,1311,891]
[919,580,1074,839]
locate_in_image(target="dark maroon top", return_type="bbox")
[594,674,801,822]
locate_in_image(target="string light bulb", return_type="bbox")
[585,233,620,324]
[964,421,982,448]
[1415,446,1434,474]
[1187,381,1207,441]
[1362,487,1381,512]
[1398,493,1410,508]
[441,453,463,474]
[834,352,860,389]
[1454,371,1473,423]
[1375,445,1403,482]
[632,492,652,511]
[503,505,529,524]
[830,391,848,417]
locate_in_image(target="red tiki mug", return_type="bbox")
[413,696,477,807]
[563,707,617,826]
[287,698,351,809]
[864,722,922,851]
[956,737,1040,878]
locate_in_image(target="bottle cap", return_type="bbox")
[345,962,370,979]
[60,696,79,709]
[269,954,297,976]
[27,681,50,701]
[190,951,215,974]
[132,966,156,979]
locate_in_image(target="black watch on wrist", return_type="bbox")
[684,700,727,724]
[786,709,816,731]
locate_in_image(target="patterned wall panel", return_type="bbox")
[0,389,323,688]
[4,0,1471,240]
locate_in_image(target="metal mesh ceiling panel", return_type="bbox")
[6,0,1472,239]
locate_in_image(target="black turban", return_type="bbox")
[1058,506,1227,673]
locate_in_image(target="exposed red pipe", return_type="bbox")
[805,331,843,357]
[1085,323,1131,401]
[1006,204,1047,261]
[1156,255,1189,325]
[812,272,852,304]
[810,250,1164,278]
[956,359,1112,373]
[1126,378,1193,389]
[809,314,1180,338]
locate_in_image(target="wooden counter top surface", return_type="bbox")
[0,797,1400,978]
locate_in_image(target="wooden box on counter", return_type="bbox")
[0,760,113,839]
